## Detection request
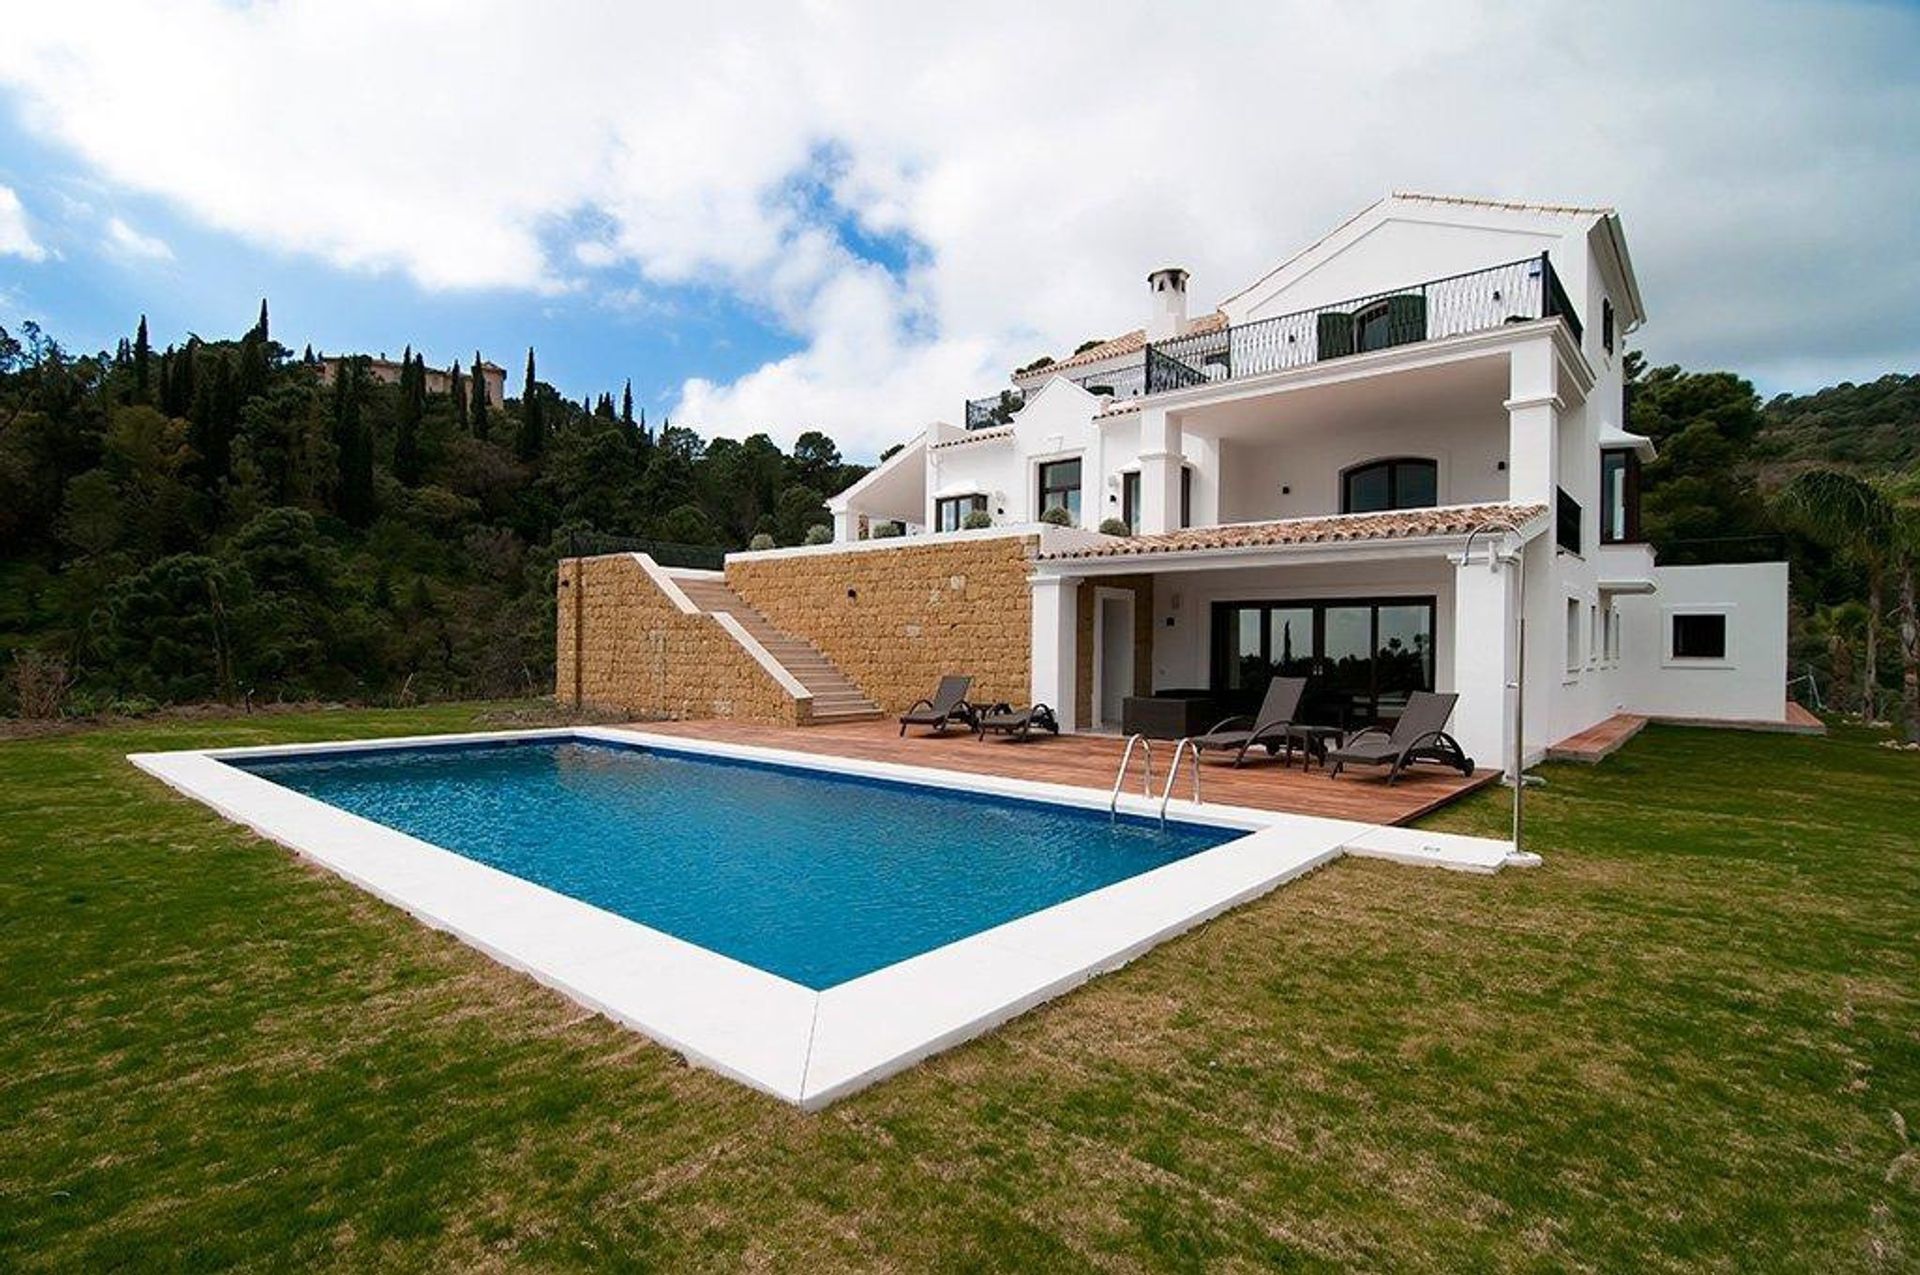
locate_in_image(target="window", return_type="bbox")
[1605,605,1621,662]
[1209,597,1435,725]
[1566,598,1582,673]
[934,494,987,533]
[1600,448,1640,543]
[1180,466,1193,529]
[1602,298,1616,355]
[1121,471,1141,533]
[1037,458,1081,522]
[1671,613,1728,661]
[1341,458,1437,514]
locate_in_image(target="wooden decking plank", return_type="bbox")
[634,719,1500,826]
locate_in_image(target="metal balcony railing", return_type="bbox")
[1145,253,1583,395]
[965,253,1584,425]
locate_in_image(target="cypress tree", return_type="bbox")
[133,315,151,402]
[449,360,467,431]
[332,358,374,525]
[254,297,269,343]
[394,348,424,486]
[469,351,489,441]
[621,379,634,428]
[596,391,614,420]
[189,353,236,489]
[515,347,544,461]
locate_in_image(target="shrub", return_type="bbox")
[803,524,833,545]
[1099,517,1132,536]
[7,649,70,719]
[872,521,905,539]
[962,510,993,530]
[1039,506,1073,528]
[748,533,776,551]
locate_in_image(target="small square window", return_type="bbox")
[1671,613,1727,660]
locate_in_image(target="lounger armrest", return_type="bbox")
[1201,714,1252,735]
[903,697,935,714]
[1340,725,1391,747]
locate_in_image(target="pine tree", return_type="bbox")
[469,351,489,441]
[515,347,544,461]
[394,348,425,486]
[449,360,467,431]
[133,315,152,402]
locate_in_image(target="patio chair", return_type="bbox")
[1189,677,1309,767]
[898,674,978,736]
[1325,691,1475,784]
[975,702,1059,742]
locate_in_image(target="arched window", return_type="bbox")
[1341,458,1438,514]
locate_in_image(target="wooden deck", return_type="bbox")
[1547,713,1648,763]
[637,718,1503,825]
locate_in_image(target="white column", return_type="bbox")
[1029,573,1079,732]
[1138,406,1183,534]
[1451,547,1515,773]
[1505,339,1560,508]
[832,509,857,543]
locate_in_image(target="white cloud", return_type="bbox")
[0,185,47,261]
[102,215,172,262]
[1,2,1915,455]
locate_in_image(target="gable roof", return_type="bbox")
[1219,191,1617,316]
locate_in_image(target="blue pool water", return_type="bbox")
[234,739,1237,989]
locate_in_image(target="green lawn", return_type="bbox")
[1,705,1915,1271]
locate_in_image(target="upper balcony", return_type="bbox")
[963,253,1581,427]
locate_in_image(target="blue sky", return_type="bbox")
[1,2,1915,461]
[0,107,813,425]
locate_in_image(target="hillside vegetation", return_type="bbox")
[0,310,867,713]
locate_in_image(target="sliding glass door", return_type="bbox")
[1209,597,1436,727]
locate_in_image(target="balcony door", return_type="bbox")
[1210,596,1436,727]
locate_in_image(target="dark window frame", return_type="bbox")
[1671,612,1729,661]
[1602,298,1616,355]
[1207,594,1438,727]
[1340,457,1439,515]
[1599,447,1642,544]
[1180,465,1193,529]
[1037,457,1082,522]
[934,493,987,533]
[1120,471,1141,533]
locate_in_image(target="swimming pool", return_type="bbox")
[131,726,1519,1106]
[236,739,1234,989]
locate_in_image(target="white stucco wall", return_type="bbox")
[1216,414,1509,524]
[1617,563,1790,723]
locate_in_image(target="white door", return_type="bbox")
[1094,590,1135,731]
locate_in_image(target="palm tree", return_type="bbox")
[1776,470,1893,721]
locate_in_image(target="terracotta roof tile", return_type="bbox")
[1036,503,1546,561]
[1015,311,1227,381]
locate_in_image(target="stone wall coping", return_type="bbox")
[630,552,702,614]
[726,523,1108,566]
[712,612,814,703]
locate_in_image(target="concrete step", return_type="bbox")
[674,575,878,719]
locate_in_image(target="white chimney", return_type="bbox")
[1146,267,1190,341]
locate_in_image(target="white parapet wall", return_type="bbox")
[1617,562,1789,723]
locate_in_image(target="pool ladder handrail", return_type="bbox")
[1158,737,1203,825]
[1108,734,1155,818]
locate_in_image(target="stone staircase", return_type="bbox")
[670,575,883,724]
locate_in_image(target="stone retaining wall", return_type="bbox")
[725,536,1038,714]
[556,554,800,724]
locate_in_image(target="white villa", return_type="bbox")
[816,193,1793,769]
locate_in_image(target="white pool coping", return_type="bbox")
[129,726,1530,1109]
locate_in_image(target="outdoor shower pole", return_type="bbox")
[1458,519,1528,854]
